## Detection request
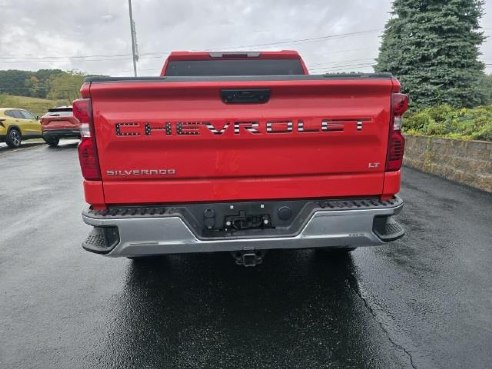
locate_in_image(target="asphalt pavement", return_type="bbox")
[0,141,491,369]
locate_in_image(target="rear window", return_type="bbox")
[45,111,72,117]
[165,59,305,76]
[46,107,73,117]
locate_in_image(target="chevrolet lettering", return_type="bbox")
[114,119,371,137]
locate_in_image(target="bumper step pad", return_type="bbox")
[83,226,120,254]
[86,196,403,219]
[373,217,405,242]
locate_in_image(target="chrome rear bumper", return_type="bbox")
[82,196,404,257]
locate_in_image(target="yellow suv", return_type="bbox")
[0,108,42,148]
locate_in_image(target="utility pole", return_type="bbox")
[128,0,138,77]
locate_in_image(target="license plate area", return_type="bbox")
[191,200,308,238]
[224,211,272,231]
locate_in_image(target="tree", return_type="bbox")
[34,69,64,98]
[24,76,41,97]
[375,0,486,108]
[479,74,492,105]
[0,70,31,96]
[47,71,85,103]
[0,69,64,98]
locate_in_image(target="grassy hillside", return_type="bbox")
[0,94,67,116]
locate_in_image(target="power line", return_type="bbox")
[0,53,132,61]
[308,57,376,68]
[309,58,376,67]
[312,65,375,72]
[0,29,382,61]
[202,29,382,51]
[0,58,132,64]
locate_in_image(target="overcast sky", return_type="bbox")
[1,0,491,76]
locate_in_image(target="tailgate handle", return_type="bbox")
[221,89,271,104]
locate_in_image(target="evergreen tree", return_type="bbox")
[375,0,486,108]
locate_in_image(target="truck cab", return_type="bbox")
[160,50,309,76]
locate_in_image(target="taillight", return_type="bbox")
[386,93,409,171]
[73,99,91,122]
[73,98,101,181]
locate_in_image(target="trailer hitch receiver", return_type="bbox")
[232,249,266,267]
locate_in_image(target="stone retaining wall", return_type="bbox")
[404,135,492,192]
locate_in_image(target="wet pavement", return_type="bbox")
[0,141,491,369]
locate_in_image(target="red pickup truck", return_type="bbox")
[76,51,407,266]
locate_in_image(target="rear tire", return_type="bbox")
[6,128,22,148]
[127,255,160,261]
[318,247,356,255]
[127,255,167,268]
[43,136,60,147]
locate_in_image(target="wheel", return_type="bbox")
[43,136,60,147]
[6,128,22,148]
[127,255,166,266]
[127,255,160,260]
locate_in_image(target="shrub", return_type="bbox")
[404,105,492,141]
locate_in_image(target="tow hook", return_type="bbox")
[232,248,266,267]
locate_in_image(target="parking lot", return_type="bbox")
[0,141,491,369]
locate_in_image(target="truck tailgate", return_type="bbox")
[88,77,394,204]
